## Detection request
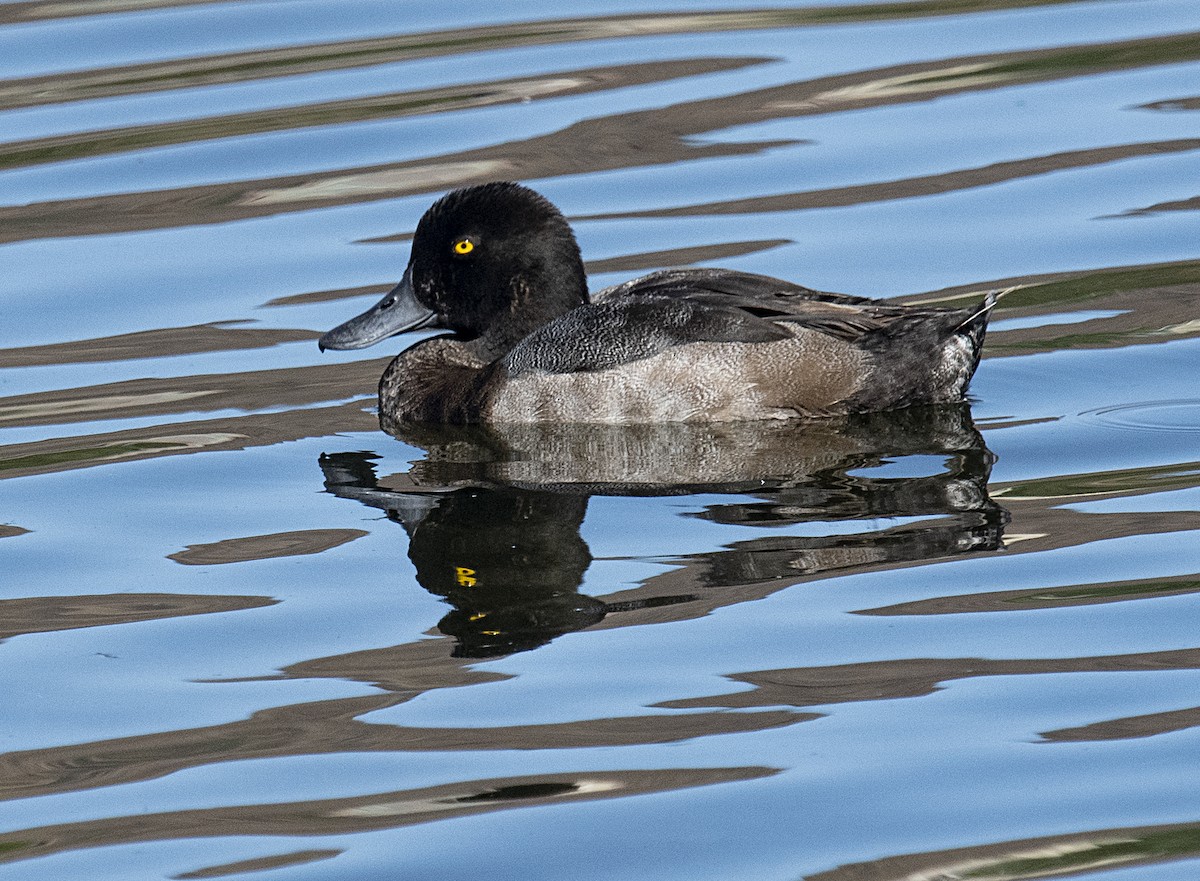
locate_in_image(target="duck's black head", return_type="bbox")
[319,182,588,360]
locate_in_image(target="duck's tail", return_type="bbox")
[951,285,1019,387]
[956,285,1019,336]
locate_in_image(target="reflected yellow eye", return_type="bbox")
[452,238,475,255]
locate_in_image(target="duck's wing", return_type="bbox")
[594,267,871,309]
[594,267,968,346]
[504,291,789,376]
[507,268,973,377]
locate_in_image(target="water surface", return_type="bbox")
[2,1,1200,879]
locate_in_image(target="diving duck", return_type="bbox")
[320,182,1002,424]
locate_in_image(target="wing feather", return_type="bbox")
[508,268,975,375]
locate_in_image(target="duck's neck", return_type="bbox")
[470,260,588,363]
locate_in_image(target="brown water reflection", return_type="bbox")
[0,689,799,804]
[0,767,777,868]
[0,324,319,369]
[658,646,1200,717]
[169,529,369,565]
[858,573,1200,615]
[812,818,1200,881]
[0,400,377,480]
[175,848,341,880]
[1042,704,1200,741]
[0,593,276,642]
[0,359,388,430]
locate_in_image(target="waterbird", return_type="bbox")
[320,181,1005,424]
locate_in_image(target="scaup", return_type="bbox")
[320,182,1004,424]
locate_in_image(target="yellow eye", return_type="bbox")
[452,238,474,255]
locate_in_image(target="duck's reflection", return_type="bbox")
[400,487,603,657]
[321,405,1007,658]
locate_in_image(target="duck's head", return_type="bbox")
[319,182,588,359]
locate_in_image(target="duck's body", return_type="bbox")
[320,183,1001,425]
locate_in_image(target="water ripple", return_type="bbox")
[1083,399,1200,432]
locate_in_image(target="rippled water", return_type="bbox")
[3,1,1200,879]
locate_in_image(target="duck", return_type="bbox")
[319,181,1004,424]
